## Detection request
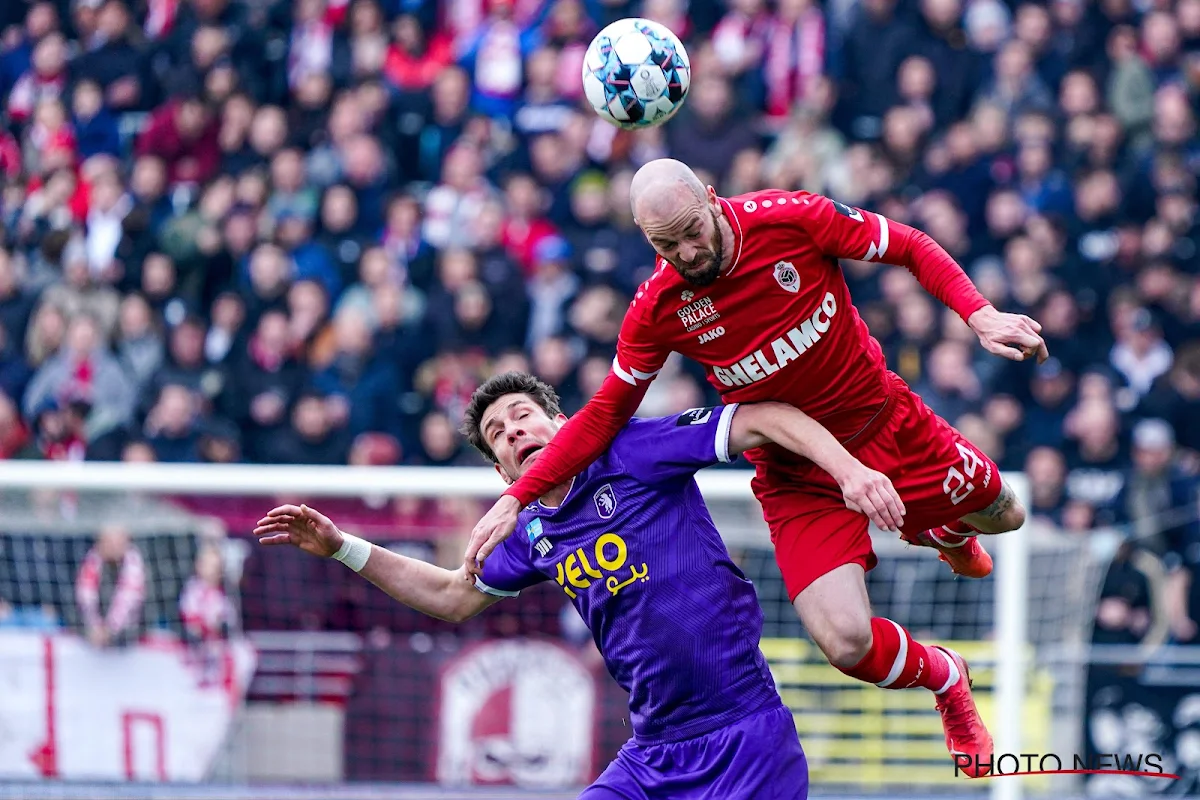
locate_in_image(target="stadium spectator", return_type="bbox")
[23,313,134,443]
[1109,419,1194,555]
[73,0,148,112]
[1093,539,1169,649]
[262,391,350,465]
[312,311,398,436]
[180,544,235,642]
[144,382,205,462]
[1024,446,1069,525]
[75,524,146,648]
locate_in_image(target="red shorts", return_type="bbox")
[750,373,1003,601]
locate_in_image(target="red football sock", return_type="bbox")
[928,520,979,547]
[838,618,958,693]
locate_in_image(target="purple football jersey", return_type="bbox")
[476,403,781,744]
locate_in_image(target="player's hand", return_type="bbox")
[837,466,905,532]
[464,495,522,579]
[967,306,1049,363]
[254,504,344,559]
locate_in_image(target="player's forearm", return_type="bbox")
[504,371,647,505]
[730,402,860,484]
[356,545,494,623]
[890,222,990,322]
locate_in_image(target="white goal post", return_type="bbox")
[0,461,1031,800]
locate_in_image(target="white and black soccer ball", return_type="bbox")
[581,18,691,130]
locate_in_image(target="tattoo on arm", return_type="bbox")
[977,482,1016,521]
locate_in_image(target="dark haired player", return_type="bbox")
[466,159,1051,776]
[256,371,910,799]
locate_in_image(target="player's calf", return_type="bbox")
[793,565,993,775]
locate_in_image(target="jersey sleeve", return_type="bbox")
[474,533,546,598]
[613,281,671,384]
[611,404,740,484]
[781,193,991,323]
[503,294,664,506]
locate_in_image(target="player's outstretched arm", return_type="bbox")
[464,370,650,577]
[796,195,1049,363]
[728,402,906,532]
[256,504,499,623]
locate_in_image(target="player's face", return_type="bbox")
[641,201,725,287]
[480,393,567,483]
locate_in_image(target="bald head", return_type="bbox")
[628,159,729,286]
[629,159,707,223]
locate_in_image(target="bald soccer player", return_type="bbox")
[465,159,1051,776]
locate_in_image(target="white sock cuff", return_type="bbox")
[929,526,972,548]
[935,649,960,694]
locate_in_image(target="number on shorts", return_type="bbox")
[943,443,982,506]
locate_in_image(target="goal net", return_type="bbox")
[0,463,1115,799]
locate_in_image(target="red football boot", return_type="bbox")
[901,525,994,579]
[933,647,994,778]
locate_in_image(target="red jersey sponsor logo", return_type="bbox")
[711,292,838,387]
[676,296,720,332]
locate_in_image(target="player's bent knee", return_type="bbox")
[998,500,1026,532]
[967,498,1026,534]
[963,483,1026,534]
[813,619,873,669]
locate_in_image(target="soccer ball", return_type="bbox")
[581,18,691,130]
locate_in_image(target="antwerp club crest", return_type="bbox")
[436,640,595,787]
[773,261,800,293]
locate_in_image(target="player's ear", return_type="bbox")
[494,462,514,485]
[706,185,718,204]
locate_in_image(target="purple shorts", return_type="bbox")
[580,704,808,800]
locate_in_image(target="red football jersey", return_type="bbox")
[504,189,989,505]
[617,191,903,442]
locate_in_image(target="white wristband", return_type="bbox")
[331,533,372,572]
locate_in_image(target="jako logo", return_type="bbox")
[698,326,725,344]
[712,292,837,387]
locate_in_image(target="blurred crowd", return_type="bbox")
[1,0,1200,640]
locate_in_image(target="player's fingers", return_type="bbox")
[463,528,490,576]
[883,488,905,530]
[1025,316,1042,333]
[866,504,891,533]
[988,341,1026,361]
[868,481,901,529]
[253,522,290,536]
[258,533,293,546]
[301,504,334,529]
[885,481,906,519]
[854,488,887,531]
[1036,339,1050,363]
[1008,330,1043,351]
[265,504,303,519]
[868,486,899,531]
[476,534,502,567]
[463,529,486,564]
